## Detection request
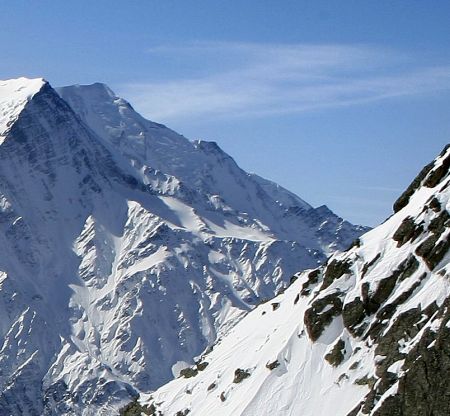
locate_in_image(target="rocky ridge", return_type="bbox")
[142,145,450,416]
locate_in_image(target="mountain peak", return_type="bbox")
[0,77,47,136]
[61,81,116,99]
[0,78,368,414]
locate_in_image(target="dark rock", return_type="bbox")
[220,392,226,402]
[362,256,420,329]
[271,302,280,311]
[342,297,366,336]
[424,150,450,188]
[207,382,216,391]
[392,217,423,247]
[372,298,450,416]
[416,233,450,270]
[196,361,209,372]
[304,292,343,341]
[367,272,427,340]
[429,197,442,212]
[393,161,434,212]
[119,396,153,416]
[233,368,251,383]
[321,259,352,290]
[428,209,450,236]
[345,238,361,252]
[324,339,346,367]
[346,402,363,416]
[361,262,410,315]
[180,367,198,378]
[396,256,420,282]
[301,269,320,296]
[354,375,376,388]
[361,253,381,277]
[265,360,280,370]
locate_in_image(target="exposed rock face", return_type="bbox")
[0,78,367,415]
[144,145,450,416]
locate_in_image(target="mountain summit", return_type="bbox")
[0,78,366,415]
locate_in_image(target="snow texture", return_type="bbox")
[145,146,450,415]
[0,77,366,415]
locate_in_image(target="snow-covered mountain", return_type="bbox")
[143,145,450,416]
[0,77,366,415]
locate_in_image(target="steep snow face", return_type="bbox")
[0,77,46,137]
[145,146,450,416]
[0,78,366,416]
[57,83,369,254]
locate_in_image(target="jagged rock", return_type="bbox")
[196,361,209,371]
[119,397,153,416]
[180,368,198,379]
[301,269,321,296]
[416,233,450,270]
[424,150,450,188]
[428,196,442,212]
[392,217,423,247]
[372,299,450,416]
[361,253,381,277]
[233,368,251,383]
[265,360,280,370]
[429,210,450,235]
[321,259,352,290]
[393,161,434,212]
[304,292,343,341]
[342,297,366,336]
[324,339,346,367]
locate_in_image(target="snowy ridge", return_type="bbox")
[0,78,366,415]
[144,145,450,416]
[57,83,369,254]
[0,77,46,137]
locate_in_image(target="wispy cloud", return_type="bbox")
[117,41,450,122]
[358,185,404,193]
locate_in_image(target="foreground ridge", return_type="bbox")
[143,145,450,416]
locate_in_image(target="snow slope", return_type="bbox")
[57,83,368,255]
[0,77,46,137]
[0,78,366,415]
[144,146,450,416]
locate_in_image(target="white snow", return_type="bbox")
[0,78,367,415]
[0,77,45,137]
[144,146,450,415]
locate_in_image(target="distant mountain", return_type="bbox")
[144,145,450,416]
[0,77,366,415]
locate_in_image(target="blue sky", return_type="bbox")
[1,1,450,225]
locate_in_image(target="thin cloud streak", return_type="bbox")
[359,185,404,193]
[118,42,450,122]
